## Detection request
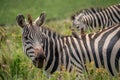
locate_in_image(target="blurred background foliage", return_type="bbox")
[0,0,120,80]
[0,0,119,25]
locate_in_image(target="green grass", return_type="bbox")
[0,0,120,80]
[0,0,119,25]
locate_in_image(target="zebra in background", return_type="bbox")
[71,7,102,34]
[70,8,102,36]
[71,4,120,34]
[16,13,120,79]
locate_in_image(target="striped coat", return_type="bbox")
[71,4,120,32]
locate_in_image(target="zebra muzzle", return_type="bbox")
[33,48,46,68]
[33,53,46,68]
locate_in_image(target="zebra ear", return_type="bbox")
[34,12,46,26]
[16,14,26,28]
[27,14,33,25]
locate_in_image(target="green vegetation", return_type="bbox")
[0,0,120,80]
[0,0,119,25]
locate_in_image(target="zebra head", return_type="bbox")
[16,13,46,68]
[71,13,86,30]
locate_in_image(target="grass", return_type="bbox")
[0,0,119,25]
[0,0,120,80]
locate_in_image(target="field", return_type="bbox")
[0,0,120,80]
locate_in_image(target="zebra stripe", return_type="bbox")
[81,8,103,15]
[71,4,120,31]
[17,14,120,78]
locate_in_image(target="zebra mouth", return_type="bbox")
[33,55,46,68]
[36,59,45,68]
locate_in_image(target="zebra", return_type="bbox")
[16,13,120,79]
[71,7,103,34]
[71,4,120,33]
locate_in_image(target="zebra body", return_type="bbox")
[71,4,120,31]
[16,14,120,78]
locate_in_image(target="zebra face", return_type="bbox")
[71,13,85,30]
[16,14,46,68]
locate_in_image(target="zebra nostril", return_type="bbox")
[37,53,46,60]
[35,57,38,61]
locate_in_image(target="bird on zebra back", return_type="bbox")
[71,4,120,35]
[16,13,120,79]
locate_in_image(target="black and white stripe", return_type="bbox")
[71,4,120,31]
[74,7,102,16]
[17,14,120,79]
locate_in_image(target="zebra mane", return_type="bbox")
[40,24,119,40]
[40,25,64,38]
[39,25,74,39]
[40,25,114,39]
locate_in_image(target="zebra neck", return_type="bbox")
[39,26,61,39]
[43,37,70,74]
[82,13,100,28]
